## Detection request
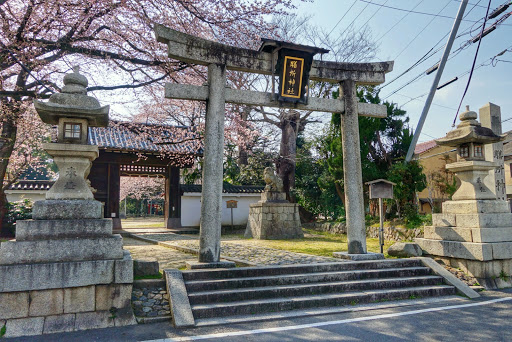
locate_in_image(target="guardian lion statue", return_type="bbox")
[263,167,284,192]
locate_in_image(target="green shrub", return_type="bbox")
[5,199,33,235]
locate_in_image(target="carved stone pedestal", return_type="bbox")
[0,200,135,338]
[245,191,303,240]
[416,199,512,288]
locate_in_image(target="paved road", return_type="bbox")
[8,290,512,342]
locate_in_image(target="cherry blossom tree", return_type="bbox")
[0,0,300,235]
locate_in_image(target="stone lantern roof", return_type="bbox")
[435,105,504,147]
[33,66,109,127]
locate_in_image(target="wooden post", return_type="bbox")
[165,166,182,228]
[108,163,121,229]
[379,198,384,254]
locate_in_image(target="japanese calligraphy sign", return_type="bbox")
[275,48,315,104]
[280,56,304,99]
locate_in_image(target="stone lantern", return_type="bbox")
[416,104,512,289]
[0,68,135,338]
[33,66,109,200]
[435,105,504,201]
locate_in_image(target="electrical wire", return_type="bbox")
[394,1,452,60]
[378,0,482,91]
[376,0,425,41]
[397,46,512,106]
[339,0,372,37]
[355,0,389,32]
[326,0,358,38]
[452,0,493,126]
[359,0,512,25]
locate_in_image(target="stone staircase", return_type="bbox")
[177,259,457,325]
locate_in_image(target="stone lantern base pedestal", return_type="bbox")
[0,201,135,338]
[244,191,303,240]
[416,199,512,289]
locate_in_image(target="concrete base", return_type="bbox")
[332,252,385,261]
[185,261,236,269]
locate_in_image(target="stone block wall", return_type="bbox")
[303,222,424,242]
[0,284,134,337]
[245,201,303,239]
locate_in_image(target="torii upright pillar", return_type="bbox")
[198,64,229,264]
[341,79,367,255]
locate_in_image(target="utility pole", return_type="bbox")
[405,0,468,162]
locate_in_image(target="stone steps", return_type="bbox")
[188,276,444,305]
[190,285,454,319]
[185,267,432,292]
[177,259,457,323]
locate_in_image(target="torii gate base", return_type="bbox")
[155,25,393,267]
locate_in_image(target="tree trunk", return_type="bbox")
[277,110,300,202]
[238,106,250,165]
[0,111,18,237]
[334,182,346,208]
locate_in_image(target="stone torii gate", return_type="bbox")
[155,25,393,266]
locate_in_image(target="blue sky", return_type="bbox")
[293,0,512,142]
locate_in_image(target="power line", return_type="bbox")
[359,0,512,26]
[326,0,357,38]
[355,0,389,32]
[378,0,482,91]
[339,0,372,37]
[452,0,493,126]
[382,5,507,100]
[393,1,453,60]
[395,46,512,107]
[375,0,425,41]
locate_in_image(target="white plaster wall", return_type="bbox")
[181,192,260,227]
[5,191,46,203]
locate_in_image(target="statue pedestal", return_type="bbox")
[244,192,303,240]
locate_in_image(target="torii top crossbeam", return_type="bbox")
[155,24,392,85]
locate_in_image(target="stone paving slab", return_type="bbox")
[124,233,342,266]
[122,237,196,270]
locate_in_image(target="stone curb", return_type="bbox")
[164,269,194,328]
[135,316,170,324]
[133,279,165,289]
[123,233,258,267]
[415,257,480,299]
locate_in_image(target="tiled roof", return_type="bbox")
[181,184,264,194]
[7,180,54,191]
[414,140,438,154]
[88,122,202,155]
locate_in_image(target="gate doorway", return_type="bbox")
[87,122,200,229]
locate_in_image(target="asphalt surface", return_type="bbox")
[7,289,512,342]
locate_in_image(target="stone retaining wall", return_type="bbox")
[304,222,424,242]
[0,284,134,338]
